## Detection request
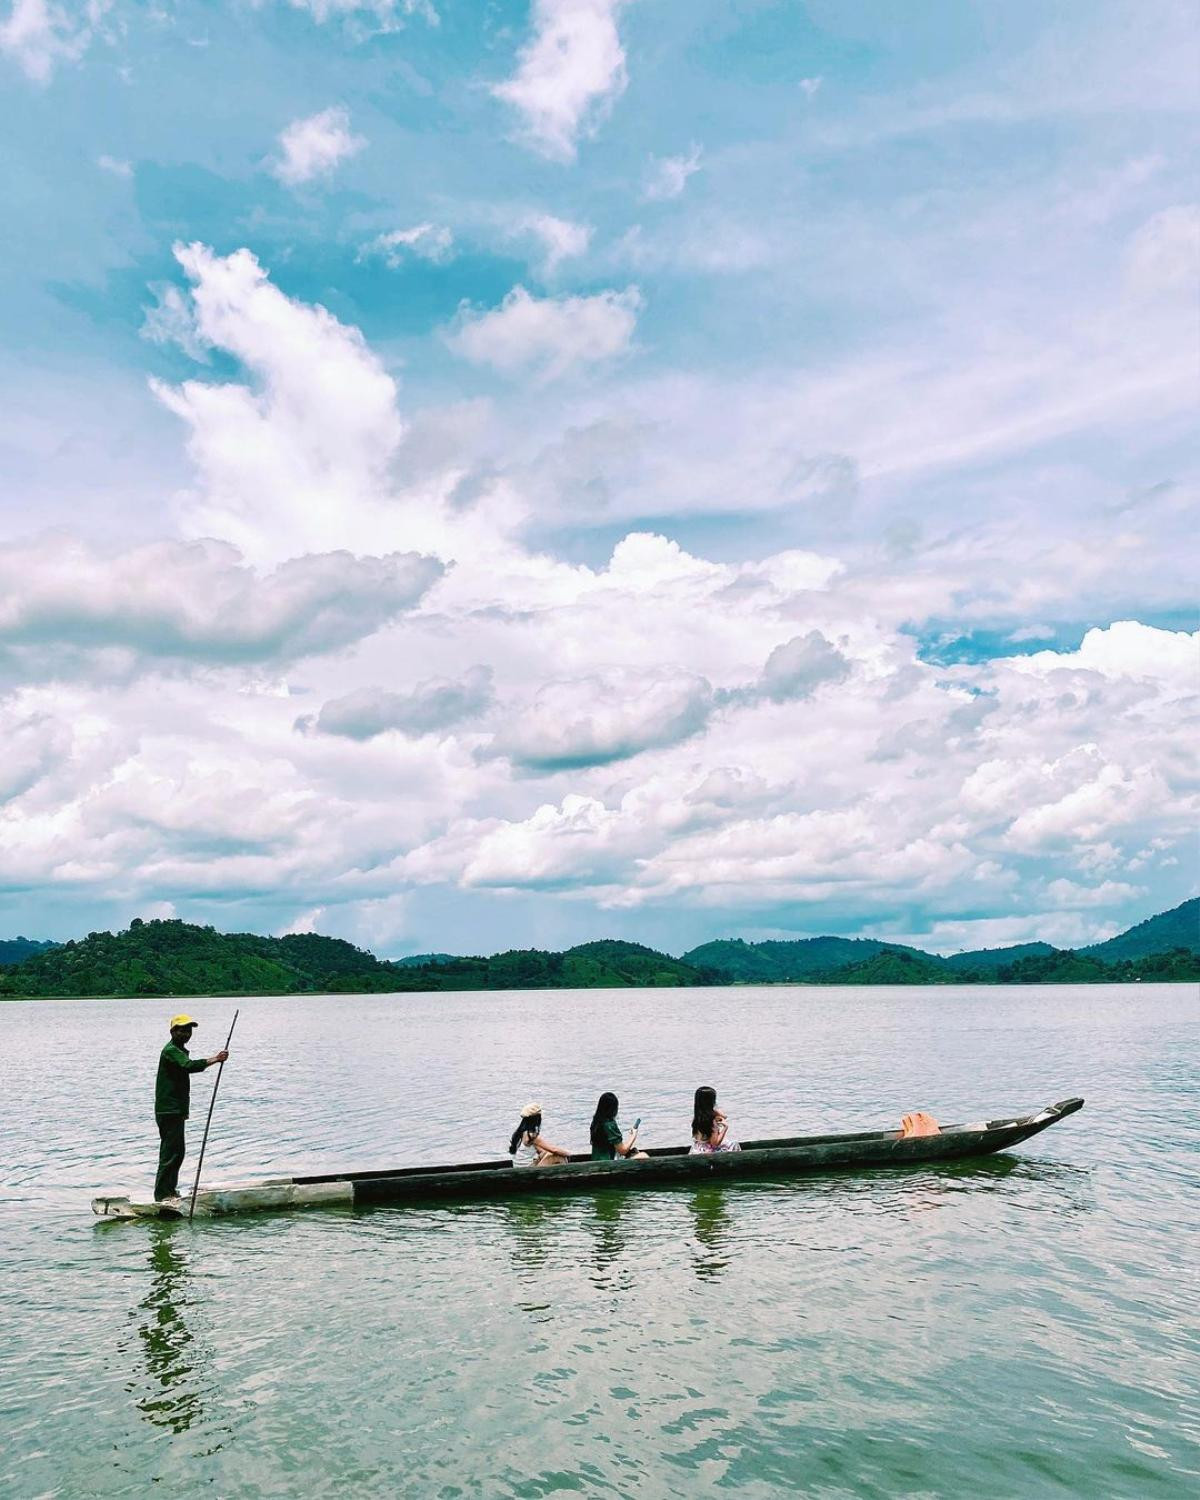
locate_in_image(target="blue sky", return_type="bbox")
[1,0,1196,956]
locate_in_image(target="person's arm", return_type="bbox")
[618,1127,639,1156]
[711,1119,728,1146]
[533,1133,570,1157]
[190,1049,229,1071]
[164,1043,226,1074]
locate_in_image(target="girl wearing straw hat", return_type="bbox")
[508,1103,572,1167]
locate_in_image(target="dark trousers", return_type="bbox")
[155,1114,187,1201]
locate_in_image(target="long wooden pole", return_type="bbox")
[188,1009,239,1221]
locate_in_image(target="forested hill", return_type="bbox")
[0,937,58,967]
[681,936,928,982]
[0,920,409,998]
[1081,898,1199,961]
[0,903,1196,998]
[0,923,720,998]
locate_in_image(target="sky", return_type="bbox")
[0,0,1196,958]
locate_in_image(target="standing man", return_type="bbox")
[154,1014,229,1205]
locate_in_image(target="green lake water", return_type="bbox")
[1,984,1197,1497]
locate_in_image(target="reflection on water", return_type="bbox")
[501,1193,566,1274]
[123,1222,209,1434]
[587,1190,634,1290]
[906,1154,1096,1218]
[686,1185,732,1281]
[2,984,1195,1499]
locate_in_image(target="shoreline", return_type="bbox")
[3,979,1196,1002]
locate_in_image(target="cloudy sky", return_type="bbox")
[1,0,1196,957]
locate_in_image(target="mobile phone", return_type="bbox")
[633,1117,642,1130]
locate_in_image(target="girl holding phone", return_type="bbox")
[589,1092,647,1160]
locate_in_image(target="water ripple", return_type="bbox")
[1,983,1197,1496]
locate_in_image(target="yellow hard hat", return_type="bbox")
[169,1014,198,1029]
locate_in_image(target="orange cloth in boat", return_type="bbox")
[899,1111,941,1138]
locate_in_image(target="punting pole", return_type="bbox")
[188,1009,239,1222]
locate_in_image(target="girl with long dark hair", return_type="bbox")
[507,1102,571,1168]
[690,1085,740,1154]
[589,1091,646,1160]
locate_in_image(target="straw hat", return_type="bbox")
[521,1101,543,1118]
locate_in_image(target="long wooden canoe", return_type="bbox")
[92,1096,1084,1220]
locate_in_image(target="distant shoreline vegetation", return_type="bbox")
[0,901,1196,999]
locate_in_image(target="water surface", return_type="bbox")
[2,984,1197,1496]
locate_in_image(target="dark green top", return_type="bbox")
[591,1118,624,1160]
[155,1041,210,1117]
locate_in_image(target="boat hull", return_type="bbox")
[92,1097,1083,1220]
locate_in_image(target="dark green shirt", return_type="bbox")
[155,1041,210,1117]
[591,1118,624,1160]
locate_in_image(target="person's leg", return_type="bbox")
[154,1115,187,1200]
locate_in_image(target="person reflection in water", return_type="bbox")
[587,1191,633,1288]
[689,1086,740,1155]
[688,1185,733,1282]
[133,1224,207,1434]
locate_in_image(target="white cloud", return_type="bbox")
[0,534,442,671]
[642,146,702,203]
[357,223,454,267]
[0,703,71,805]
[141,282,209,362]
[613,220,774,275]
[756,631,850,703]
[893,912,1118,955]
[4,208,1194,948]
[282,0,437,23]
[1006,620,1198,686]
[517,213,593,276]
[97,153,131,178]
[302,666,493,740]
[491,669,715,772]
[492,0,629,162]
[1042,878,1145,909]
[446,284,641,378]
[1126,205,1200,296]
[150,243,407,562]
[799,76,822,99]
[271,106,366,187]
[0,0,102,83]
[405,794,636,892]
[1004,760,1167,853]
[277,906,326,935]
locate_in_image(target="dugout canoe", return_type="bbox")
[92,1097,1084,1220]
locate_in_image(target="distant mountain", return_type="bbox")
[0,937,58,968]
[0,919,414,998]
[682,935,945,982]
[1081,899,1199,961]
[391,940,714,992]
[2,901,1196,998]
[678,939,791,983]
[566,940,713,987]
[994,947,1200,985]
[818,949,957,986]
[944,942,1056,973]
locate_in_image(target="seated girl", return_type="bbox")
[689,1086,741,1154]
[508,1103,572,1167]
[589,1092,648,1160]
